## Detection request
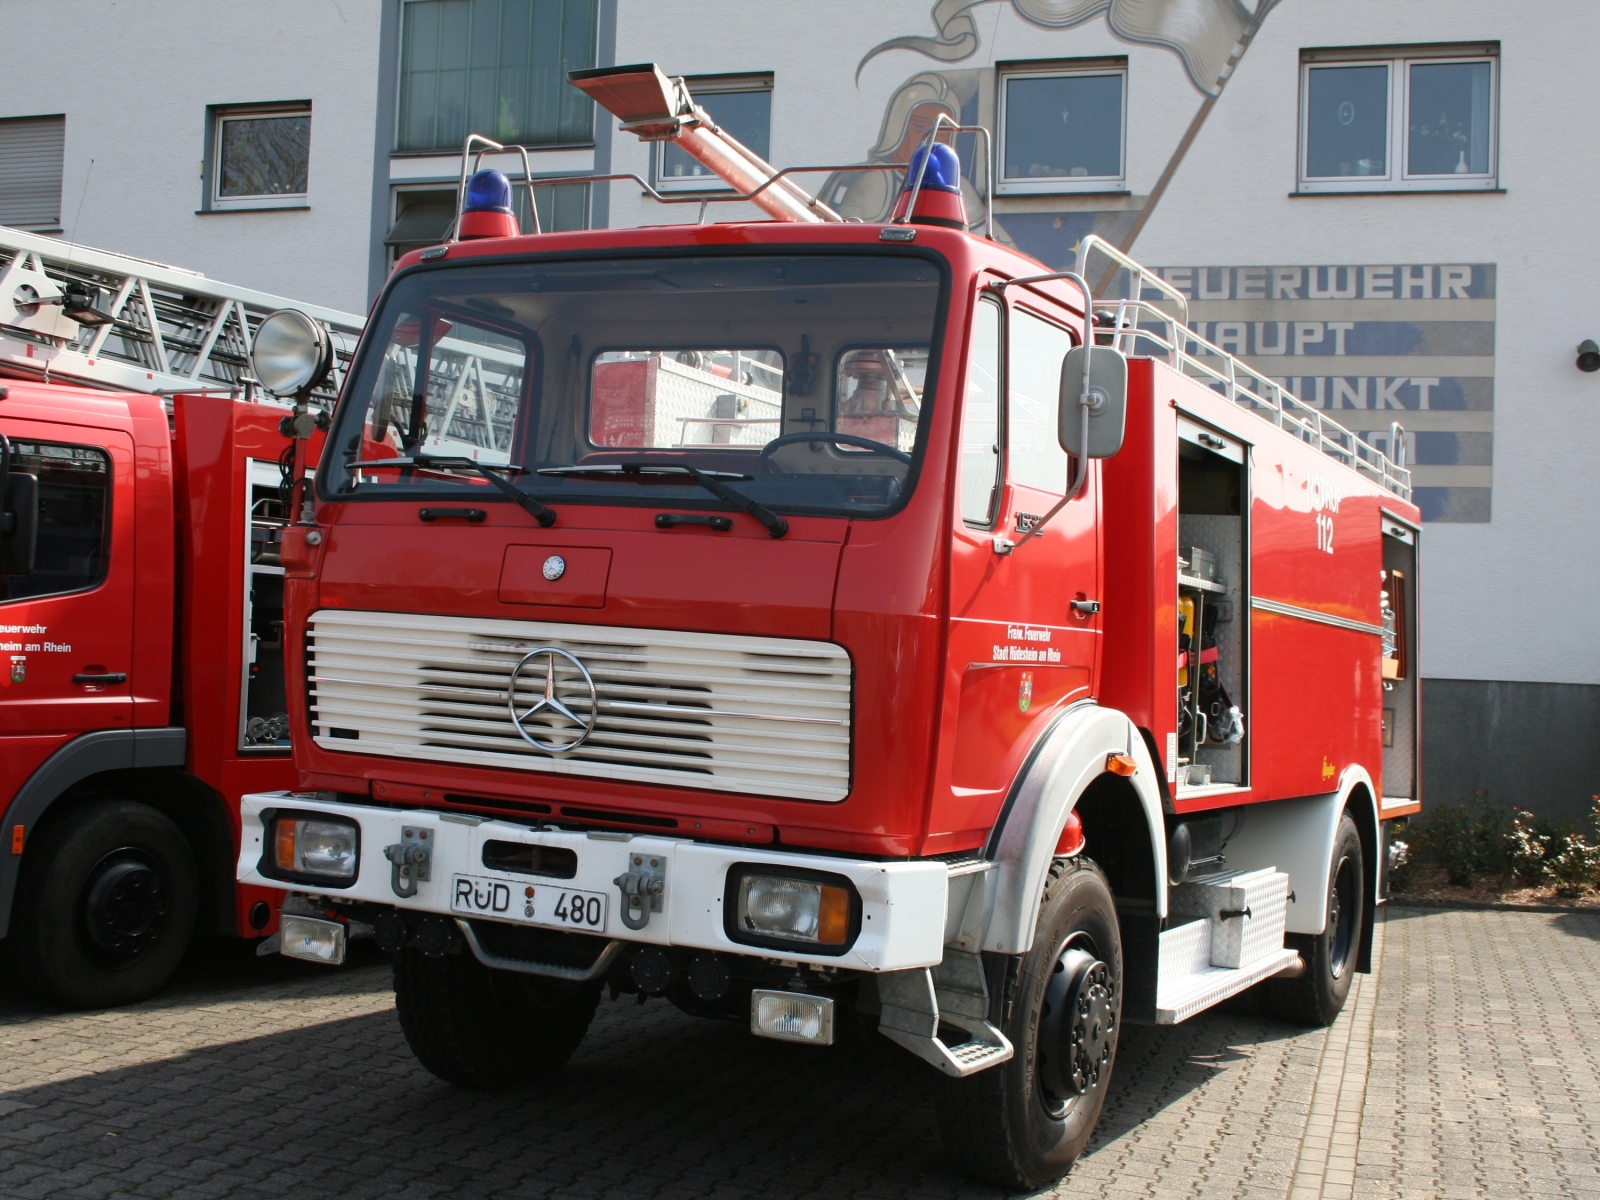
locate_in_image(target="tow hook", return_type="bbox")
[613,853,666,930]
[384,826,433,898]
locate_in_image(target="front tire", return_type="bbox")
[10,799,199,1008]
[1268,812,1364,1026]
[393,945,601,1090]
[937,857,1122,1190]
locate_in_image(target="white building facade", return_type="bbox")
[1,0,1594,816]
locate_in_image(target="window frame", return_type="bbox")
[0,439,113,606]
[0,114,66,232]
[996,60,1128,196]
[321,246,952,525]
[208,103,312,211]
[1298,44,1499,194]
[394,0,600,155]
[959,295,1005,529]
[1005,303,1078,498]
[653,73,775,193]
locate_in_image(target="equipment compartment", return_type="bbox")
[1380,516,1420,805]
[1176,423,1247,789]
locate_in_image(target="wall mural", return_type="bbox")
[834,0,1493,521]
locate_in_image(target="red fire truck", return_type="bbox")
[236,66,1420,1188]
[0,227,360,1007]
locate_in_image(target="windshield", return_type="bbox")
[325,252,945,519]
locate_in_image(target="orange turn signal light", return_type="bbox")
[273,820,298,871]
[1106,753,1138,777]
[817,885,851,945]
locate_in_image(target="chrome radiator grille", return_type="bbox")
[306,609,853,802]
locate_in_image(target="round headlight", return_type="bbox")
[250,309,333,396]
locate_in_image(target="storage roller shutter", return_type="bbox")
[0,115,65,231]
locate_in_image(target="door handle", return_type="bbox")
[72,672,128,686]
[1071,599,1101,615]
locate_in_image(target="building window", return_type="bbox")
[655,75,773,192]
[209,104,311,210]
[397,0,597,153]
[0,115,65,232]
[384,181,589,263]
[997,61,1126,195]
[1299,45,1498,192]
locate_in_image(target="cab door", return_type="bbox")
[937,284,1101,837]
[0,420,135,737]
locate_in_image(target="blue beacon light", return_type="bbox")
[457,169,521,240]
[464,169,514,214]
[895,143,968,228]
[903,143,962,194]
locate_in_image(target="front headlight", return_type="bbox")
[727,866,857,953]
[269,816,359,882]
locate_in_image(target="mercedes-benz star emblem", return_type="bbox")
[507,647,597,754]
[542,554,566,581]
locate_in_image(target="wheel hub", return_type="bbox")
[81,850,169,961]
[1069,962,1115,1093]
[1039,944,1118,1108]
[1328,853,1357,979]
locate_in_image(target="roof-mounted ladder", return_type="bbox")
[0,224,364,401]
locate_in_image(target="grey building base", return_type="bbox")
[1422,678,1600,822]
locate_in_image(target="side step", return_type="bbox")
[875,951,1015,1077]
[1155,867,1298,1024]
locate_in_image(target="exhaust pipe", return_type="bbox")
[569,63,840,224]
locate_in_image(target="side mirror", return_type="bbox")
[0,471,39,577]
[1059,345,1128,459]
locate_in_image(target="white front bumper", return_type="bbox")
[238,792,948,973]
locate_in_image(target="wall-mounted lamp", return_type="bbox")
[1578,340,1600,372]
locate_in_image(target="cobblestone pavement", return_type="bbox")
[0,905,1596,1199]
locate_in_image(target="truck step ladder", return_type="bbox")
[1155,867,1299,1023]
[0,224,364,398]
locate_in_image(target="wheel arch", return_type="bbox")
[980,703,1167,957]
[1340,770,1380,974]
[1217,767,1379,948]
[0,729,189,938]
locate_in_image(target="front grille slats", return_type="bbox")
[306,610,853,802]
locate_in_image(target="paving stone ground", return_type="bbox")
[1,905,1596,1199]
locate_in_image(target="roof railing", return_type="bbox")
[1073,235,1411,500]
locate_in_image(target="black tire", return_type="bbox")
[9,799,199,1008]
[393,945,601,1089]
[1268,813,1364,1026]
[937,857,1122,1190]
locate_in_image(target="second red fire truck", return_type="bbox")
[0,228,357,1006]
[230,65,1421,1188]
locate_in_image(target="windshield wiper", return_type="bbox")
[350,455,557,527]
[538,463,788,538]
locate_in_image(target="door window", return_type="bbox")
[0,440,110,602]
[1008,309,1073,493]
[959,298,1002,524]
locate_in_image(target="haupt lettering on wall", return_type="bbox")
[1157,263,1495,524]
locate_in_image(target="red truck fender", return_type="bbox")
[0,728,187,937]
[975,704,1167,956]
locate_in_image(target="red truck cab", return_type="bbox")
[0,378,317,1005]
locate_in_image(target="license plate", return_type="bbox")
[449,874,608,932]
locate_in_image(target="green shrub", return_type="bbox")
[1506,809,1554,886]
[1415,791,1506,886]
[1541,796,1600,896]
[1401,793,1600,893]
